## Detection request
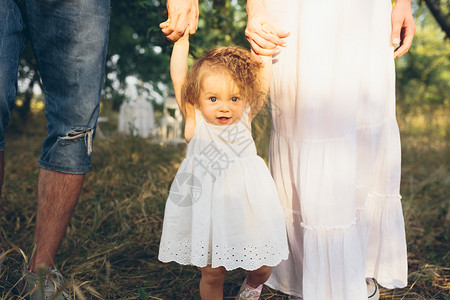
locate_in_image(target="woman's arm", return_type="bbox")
[392,0,415,59]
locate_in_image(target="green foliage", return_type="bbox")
[190,0,248,58]
[396,3,450,115]
[419,0,450,38]
[105,0,248,107]
[105,0,171,102]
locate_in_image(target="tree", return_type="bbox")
[422,0,450,38]
[105,0,171,109]
[105,0,248,109]
[396,3,450,117]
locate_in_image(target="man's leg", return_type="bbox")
[23,0,110,272]
[0,0,28,274]
[0,0,26,197]
[29,170,84,271]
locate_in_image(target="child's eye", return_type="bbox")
[231,97,239,102]
[209,97,217,102]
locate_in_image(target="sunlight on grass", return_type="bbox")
[0,107,448,299]
[30,100,45,114]
[400,108,449,138]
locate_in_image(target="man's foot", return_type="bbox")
[22,265,69,300]
[367,278,380,300]
[237,276,263,300]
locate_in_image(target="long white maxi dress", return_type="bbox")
[264,0,408,299]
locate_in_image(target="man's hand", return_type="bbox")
[160,0,198,41]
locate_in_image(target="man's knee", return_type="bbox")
[38,127,95,174]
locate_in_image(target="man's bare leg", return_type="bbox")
[29,169,84,272]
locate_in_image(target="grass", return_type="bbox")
[0,105,448,299]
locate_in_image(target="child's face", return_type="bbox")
[198,72,246,126]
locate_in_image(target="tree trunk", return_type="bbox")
[424,0,450,38]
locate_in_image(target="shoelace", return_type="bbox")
[41,268,69,298]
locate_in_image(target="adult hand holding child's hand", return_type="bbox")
[160,0,198,41]
[245,0,289,58]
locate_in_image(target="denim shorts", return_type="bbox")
[0,0,110,174]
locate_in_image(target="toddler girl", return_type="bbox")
[158,28,288,300]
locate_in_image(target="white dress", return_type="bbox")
[158,108,289,271]
[264,0,408,299]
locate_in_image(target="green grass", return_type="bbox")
[0,106,448,299]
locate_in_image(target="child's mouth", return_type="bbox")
[217,117,231,124]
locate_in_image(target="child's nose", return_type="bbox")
[219,103,229,112]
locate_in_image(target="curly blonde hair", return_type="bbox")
[182,46,266,113]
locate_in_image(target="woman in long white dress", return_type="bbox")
[245,0,415,299]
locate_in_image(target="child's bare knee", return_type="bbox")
[249,265,272,282]
[200,265,226,285]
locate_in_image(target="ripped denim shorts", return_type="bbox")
[0,0,110,174]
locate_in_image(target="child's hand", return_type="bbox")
[159,19,171,30]
[250,24,288,64]
[177,26,190,43]
[160,19,190,44]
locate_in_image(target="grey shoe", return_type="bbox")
[23,265,69,300]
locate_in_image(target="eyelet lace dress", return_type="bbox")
[159,108,289,271]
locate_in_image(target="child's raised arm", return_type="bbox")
[249,54,272,121]
[169,28,195,141]
[170,30,190,116]
[259,55,272,95]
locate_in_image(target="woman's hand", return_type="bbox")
[160,0,198,41]
[391,0,415,59]
[245,1,289,59]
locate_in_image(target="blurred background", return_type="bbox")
[1,0,448,299]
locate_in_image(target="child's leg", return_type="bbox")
[199,265,226,300]
[237,266,272,299]
[247,266,272,287]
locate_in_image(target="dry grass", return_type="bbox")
[0,106,448,299]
